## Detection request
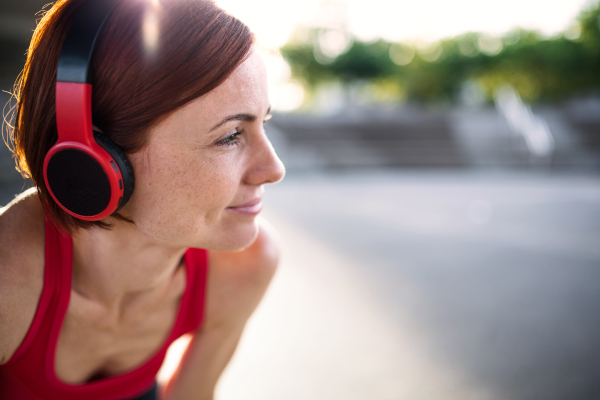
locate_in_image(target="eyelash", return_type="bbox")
[214,119,270,147]
[216,129,244,147]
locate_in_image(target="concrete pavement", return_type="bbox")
[215,171,600,400]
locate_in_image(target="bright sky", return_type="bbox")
[215,0,593,47]
[212,0,594,111]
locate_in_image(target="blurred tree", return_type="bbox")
[280,1,600,106]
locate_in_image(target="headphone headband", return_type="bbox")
[46,0,135,221]
[57,0,118,84]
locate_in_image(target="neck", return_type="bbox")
[71,219,187,308]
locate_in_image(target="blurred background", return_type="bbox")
[2,0,600,399]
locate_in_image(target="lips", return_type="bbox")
[226,197,263,215]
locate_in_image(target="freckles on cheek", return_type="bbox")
[180,155,240,220]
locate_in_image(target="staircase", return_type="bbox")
[270,102,600,171]
[270,105,466,169]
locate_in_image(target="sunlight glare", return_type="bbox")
[142,0,162,58]
[477,34,503,56]
[389,43,415,66]
[564,24,582,40]
[270,82,305,112]
[215,0,589,44]
[263,50,305,112]
[318,29,353,59]
[157,335,192,384]
[416,42,442,62]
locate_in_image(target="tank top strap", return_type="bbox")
[178,248,209,334]
[3,216,72,365]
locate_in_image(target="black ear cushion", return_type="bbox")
[46,148,112,217]
[93,130,135,213]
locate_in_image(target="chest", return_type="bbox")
[54,278,184,384]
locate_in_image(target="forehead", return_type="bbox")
[192,49,268,120]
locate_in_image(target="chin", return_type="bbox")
[207,218,260,252]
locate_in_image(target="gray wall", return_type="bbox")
[0,1,44,204]
[0,0,48,85]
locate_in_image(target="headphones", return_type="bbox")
[43,0,135,221]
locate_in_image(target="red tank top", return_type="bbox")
[0,218,208,400]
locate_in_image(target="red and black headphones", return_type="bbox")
[43,0,134,221]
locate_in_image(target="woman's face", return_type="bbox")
[123,49,285,251]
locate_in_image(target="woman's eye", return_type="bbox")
[216,129,244,147]
[263,115,272,132]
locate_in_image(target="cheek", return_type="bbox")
[179,157,239,219]
[127,148,242,244]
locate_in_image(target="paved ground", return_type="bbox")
[215,170,600,400]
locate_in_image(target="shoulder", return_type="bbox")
[0,188,46,364]
[203,216,281,329]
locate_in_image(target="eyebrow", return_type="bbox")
[209,106,272,133]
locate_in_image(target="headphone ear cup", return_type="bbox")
[93,130,135,212]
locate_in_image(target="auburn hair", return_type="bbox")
[7,0,254,233]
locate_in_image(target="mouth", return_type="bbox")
[226,197,263,216]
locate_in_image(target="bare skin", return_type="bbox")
[0,49,284,399]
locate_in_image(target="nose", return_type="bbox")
[245,130,285,186]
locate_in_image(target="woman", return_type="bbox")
[0,0,285,399]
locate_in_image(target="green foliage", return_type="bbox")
[280,2,600,104]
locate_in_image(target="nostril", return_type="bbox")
[268,153,286,184]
